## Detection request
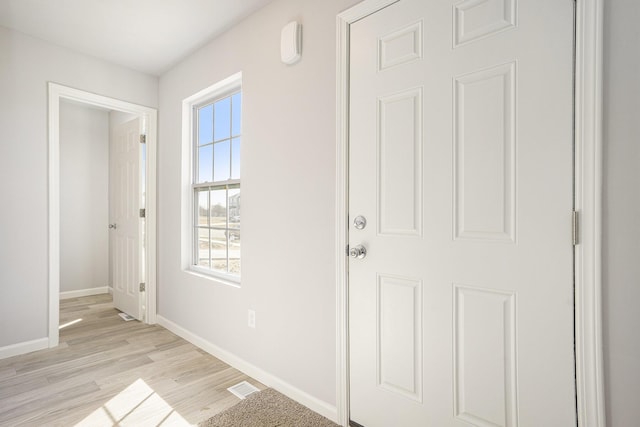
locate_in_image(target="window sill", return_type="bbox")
[186,266,241,288]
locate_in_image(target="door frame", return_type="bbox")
[48,82,158,347]
[335,1,605,426]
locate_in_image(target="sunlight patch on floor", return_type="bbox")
[75,378,191,426]
[59,318,83,329]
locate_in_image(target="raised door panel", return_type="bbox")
[377,88,423,237]
[454,62,516,243]
[454,284,518,427]
[378,21,423,71]
[454,0,517,47]
[377,274,423,402]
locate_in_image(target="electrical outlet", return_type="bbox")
[248,309,256,328]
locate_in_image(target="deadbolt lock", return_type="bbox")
[353,215,367,230]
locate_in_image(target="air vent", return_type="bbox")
[227,381,260,399]
[118,312,135,321]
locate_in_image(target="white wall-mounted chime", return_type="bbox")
[280,21,302,65]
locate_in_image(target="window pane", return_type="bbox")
[210,228,227,273]
[213,140,231,182]
[228,188,240,229]
[195,227,210,267]
[191,85,241,279]
[198,145,213,183]
[214,97,231,141]
[228,230,240,275]
[197,190,209,226]
[232,93,242,137]
[231,137,241,179]
[210,189,227,228]
[198,104,213,145]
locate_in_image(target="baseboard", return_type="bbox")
[60,286,109,300]
[107,286,113,295]
[0,337,48,360]
[156,315,338,423]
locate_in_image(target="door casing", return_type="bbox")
[48,82,158,346]
[335,0,605,426]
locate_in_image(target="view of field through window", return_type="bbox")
[194,91,241,276]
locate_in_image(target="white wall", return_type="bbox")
[0,26,157,348]
[158,0,359,412]
[109,111,138,128]
[60,101,109,294]
[603,0,640,424]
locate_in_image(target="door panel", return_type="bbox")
[377,273,423,402]
[454,62,515,242]
[348,0,575,425]
[110,117,141,319]
[453,284,517,427]
[378,88,423,236]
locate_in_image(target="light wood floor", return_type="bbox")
[0,294,264,426]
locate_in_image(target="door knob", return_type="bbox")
[349,244,367,259]
[109,223,117,229]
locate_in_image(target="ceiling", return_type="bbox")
[0,0,276,76]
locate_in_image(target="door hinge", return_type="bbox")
[139,282,146,292]
[139,208,146,218]
[572,210,579,246]
[139,134,146,144]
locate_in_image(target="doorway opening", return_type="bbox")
[48,83,158,348]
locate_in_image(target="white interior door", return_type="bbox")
[348,0,576,426]
[110,117,142,319]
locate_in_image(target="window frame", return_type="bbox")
[182,72,242,286]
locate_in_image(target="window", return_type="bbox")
[190,79,241,281]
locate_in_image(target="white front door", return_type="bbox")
[348,0,576,426]
[110,117,143,320]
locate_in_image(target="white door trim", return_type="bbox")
[48,82,158,347]
[334,0,605,426]
[573,0,606,425]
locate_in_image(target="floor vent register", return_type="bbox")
[118,312,135,321]
[227,381,260,399]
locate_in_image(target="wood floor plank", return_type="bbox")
[0,367,16,381]
[0,294,263,426]
[94,350,206,390]
[0,381,100,426]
